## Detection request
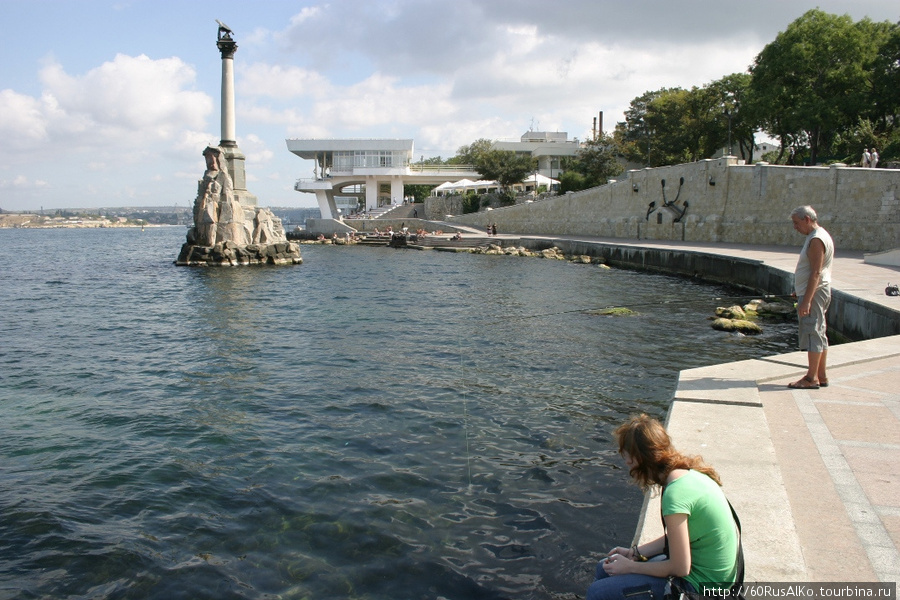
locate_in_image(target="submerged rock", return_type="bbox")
[715,305,746,319]
[752,299,796,319]
[586,307,636,317]
[711,318,762,334]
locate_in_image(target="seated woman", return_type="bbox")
[586,414,739,600]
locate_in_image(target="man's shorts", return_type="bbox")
[798,287,831,353]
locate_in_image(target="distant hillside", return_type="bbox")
[1,206,322,227]
[268,207,322,226]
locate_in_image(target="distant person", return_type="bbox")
[585,414,739,600]
[861,148,871,168]
[870,148,879,168]
[787,205,834,390]
[491,223,497,235]
[413,208,418,218]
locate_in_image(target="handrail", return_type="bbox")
[408,164,477,173]
[295,165,481,188]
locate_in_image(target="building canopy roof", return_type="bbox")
[286,139,414,160]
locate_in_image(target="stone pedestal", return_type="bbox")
[175,144,302,267]
[221,144,257,208]
[176,240,303,266]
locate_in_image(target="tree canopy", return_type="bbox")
[748,9,893,164]
[560,134,623,191]
[449,138,536,189]
[609,10,900,167]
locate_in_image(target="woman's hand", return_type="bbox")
[606,546,634,559]
[602,552,634,576]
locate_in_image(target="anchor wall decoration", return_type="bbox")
[646,176,690,223]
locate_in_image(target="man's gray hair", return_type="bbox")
[790,205,818,221]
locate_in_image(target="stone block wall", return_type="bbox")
[449,158,900,251]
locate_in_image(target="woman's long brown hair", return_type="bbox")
[614,414,722,490]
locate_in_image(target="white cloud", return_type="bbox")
[0,90,48,147]
[38,54,212,143]
[241,133,274,164]
[311,73,456,131]
[240,63,332,99]
[0,175,48,189]
[1,54,214,170]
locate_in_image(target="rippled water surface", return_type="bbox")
[0,227,795,599]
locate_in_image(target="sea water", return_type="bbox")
[0,227,794,599]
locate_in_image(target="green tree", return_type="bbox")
[748,9,879,164]
[474,149,536,190]
[699,73,756,161]
[614,88,670,166]
[870,21,900,131]
[448,139,493,165]
[614,87,699,166]
[461,191,482,214]
[404,184,435,203]
[557,170,587,194]
[565,134,623,188]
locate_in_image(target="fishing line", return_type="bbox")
[483,293,796,325]
[458,337,473,489]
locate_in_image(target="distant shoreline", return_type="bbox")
[0,213,167,229]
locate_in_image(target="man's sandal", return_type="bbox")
[788,378,820,389]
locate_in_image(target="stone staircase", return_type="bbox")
[366,203,422,219]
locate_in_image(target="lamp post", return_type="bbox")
[724,108,733,157]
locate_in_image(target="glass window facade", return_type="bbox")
[333,150,409,170]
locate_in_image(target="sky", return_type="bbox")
[1,0,897,211]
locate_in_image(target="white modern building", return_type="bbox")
[492,131,580,180]
[286,139,479,219]
[286,133,582,220]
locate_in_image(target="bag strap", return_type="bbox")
[728,500,745,587]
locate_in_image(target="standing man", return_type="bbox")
[788,205,834,389]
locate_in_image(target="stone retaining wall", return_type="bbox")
[449,158,900,252]
[306,218,464,235]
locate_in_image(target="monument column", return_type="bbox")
[219,38,236,146]
[175,21,302,267]
[216,23,257,208]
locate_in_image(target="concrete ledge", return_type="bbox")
[635,365,808,582]
[656,400,806,581]
[634,334,900,582]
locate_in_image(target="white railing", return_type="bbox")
[408,164,478,174]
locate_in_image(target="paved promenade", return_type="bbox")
[548,238,900,584]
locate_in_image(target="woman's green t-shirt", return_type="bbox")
[662,470,738,592]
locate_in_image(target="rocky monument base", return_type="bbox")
[174,145,302,267]
[176,239,303,266]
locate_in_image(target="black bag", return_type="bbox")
[661,487,745,600]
